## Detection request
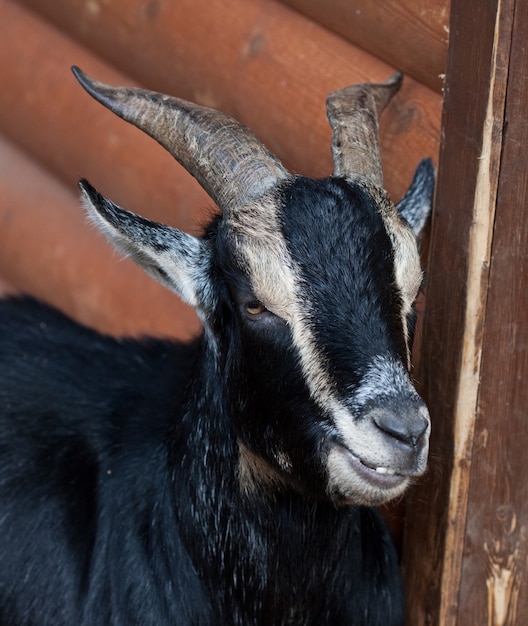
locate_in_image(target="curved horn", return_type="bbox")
[72,67,290,214]
[326,72,403,187]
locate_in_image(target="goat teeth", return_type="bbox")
[375,467,396,475]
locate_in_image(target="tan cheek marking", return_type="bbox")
[392,220,423,304]
[373,187,423,365]
[237,441,292,497]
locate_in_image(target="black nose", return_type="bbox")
[371,402,429,448]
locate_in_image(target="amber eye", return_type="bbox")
[246,300,267,315]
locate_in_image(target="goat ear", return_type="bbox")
[79,180,214,311]
[395,158,435,237]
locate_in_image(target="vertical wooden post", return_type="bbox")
[457,0,528,621]
[403,0,528,623]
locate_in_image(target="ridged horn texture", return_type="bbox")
[326,71,403,187]
[72,67,290,215]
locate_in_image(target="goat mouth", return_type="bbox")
[336,445,407,490]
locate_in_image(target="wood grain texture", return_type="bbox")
[0,1,212,231]
[457,0,528,621]
[281,0,450,91]
[402,0,523,623]
[18,0,441,201]
[0,135,200,339]
[1,0,440,338]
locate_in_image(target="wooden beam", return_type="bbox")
[0,278,14,298]
[457,0,528,620]
[1,1,441,337]
[18,0,441,200]
[280,0,450,91]
[0,135,200,339]
[402,0,523,623]
[0,2,211,230]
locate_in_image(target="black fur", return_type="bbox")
[281,178,408,376]
[0,290,402,626]
[0,170,434,624]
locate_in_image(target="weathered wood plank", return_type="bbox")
[402,0,518,623]
[18,0,441,200]
[457,0,528,621]
[281,0,450,91]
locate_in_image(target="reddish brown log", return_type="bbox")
[0,278,14,298]
[0,1,213,230]
[18,0,441,200]
[0,135,200,339]
[0,1,441,338]
[281,0,450,92]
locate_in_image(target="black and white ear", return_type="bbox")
[396,158,435,237]
[79,180,214,312]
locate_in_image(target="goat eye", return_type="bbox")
[246,300,267,316]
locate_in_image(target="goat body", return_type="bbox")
[0,298,400,625]
[0,71,434,625]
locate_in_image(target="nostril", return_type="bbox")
[372,409,428,447]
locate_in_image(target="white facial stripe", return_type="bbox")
[388,217,423,364]
[390,220,423,303]
[228,196,338,409]
[227,200,296,319]
[368,185,423,364]
[351,355,420,410]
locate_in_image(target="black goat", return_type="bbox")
[0,69,434,625]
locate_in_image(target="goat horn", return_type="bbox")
[326,72,403,187]
[72,67,290,214]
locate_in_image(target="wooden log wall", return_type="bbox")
[6,0,528,624]
[0,0,443,336]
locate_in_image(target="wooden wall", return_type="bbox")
[0,0,443,336]
[3,0,527,624]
